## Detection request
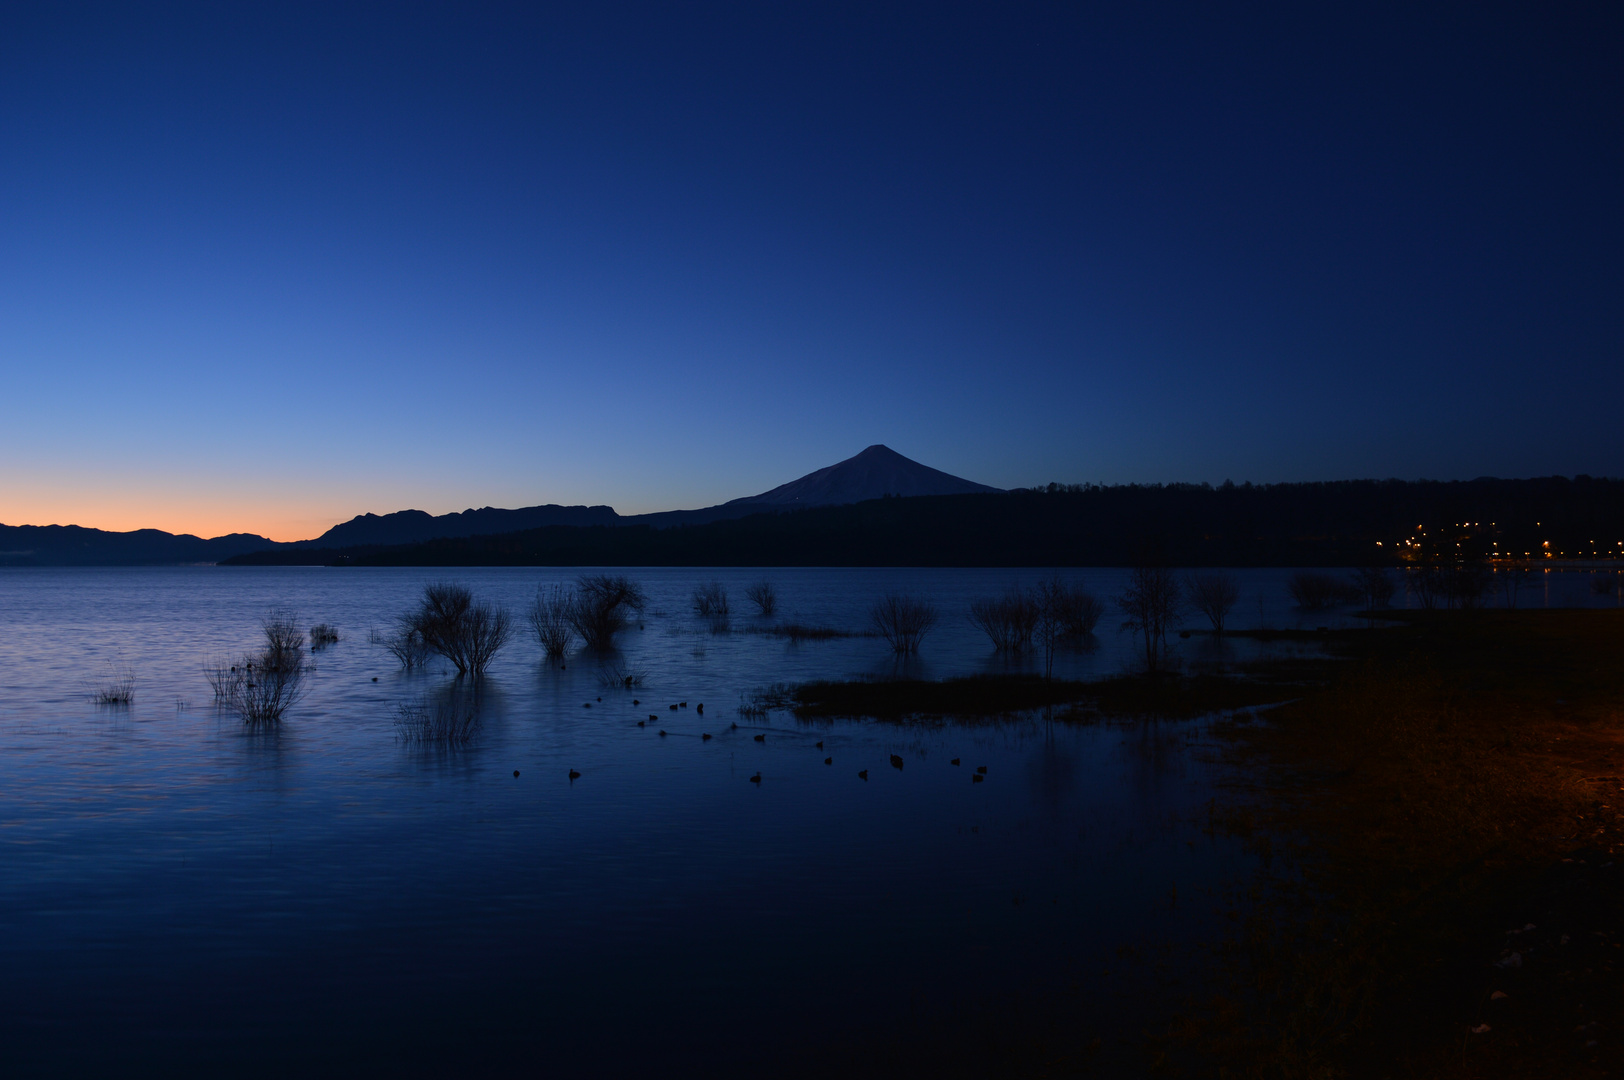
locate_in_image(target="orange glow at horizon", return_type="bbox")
[0,500,344,544]
[0,479,375,543]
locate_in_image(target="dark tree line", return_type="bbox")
[225,476,1624,569]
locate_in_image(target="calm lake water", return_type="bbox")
[0,565,1613,1076]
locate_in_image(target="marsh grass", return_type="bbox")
[742,623,864,642]
[394,697,479,746]
[92,663,135,705]
[692,581,729,617]
[596,660,648,689]
[1172,610,1624,1076]
[739,682,796,716]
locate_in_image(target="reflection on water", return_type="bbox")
[0,564,1610,1074]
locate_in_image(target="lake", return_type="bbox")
[0,565,1613,1075]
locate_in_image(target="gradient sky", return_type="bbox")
[2,2,1620,541]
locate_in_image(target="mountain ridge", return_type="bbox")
[0,445,1000,565]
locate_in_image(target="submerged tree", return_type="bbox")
[1187,572,1240,633]
[1118,566,1183,677]
[1349,565,1395,611]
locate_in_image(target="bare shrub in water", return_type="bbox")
[968,589,1038,652]
[1287,571,1341,611]
[692,581,729,617]
[871,594,938,655]
[1499,565,1533,609]
[394,697,478,746]
[1408,566,1444,610]
[1043,578,1104,638]
[1187,572,1240,633]
[217,614,309,723]
[1444,563,1493,610]
[204,658,234,699]
[1349,566,1395,611]
[1118,566,1183,677]
[528,584,576,657]
[406,583,513,675]
[372,625,430,669]
[309,624,339,649]
[744,581,777,616]
[568,575,648,651]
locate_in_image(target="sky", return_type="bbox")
[1,2,1620,541]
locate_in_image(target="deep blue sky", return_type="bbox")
[2,2,1619,539]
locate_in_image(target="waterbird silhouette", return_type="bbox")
[753,734,765,742]
[659,730,667,736]
[702,733,712,741]
[858,770,868,780]
[670,704,678,711]
[696,703,703,714]
[816,741,823,749]
[513,770,520,778]
[750,773,761,784]
[637,721,645,727]
[680,702,688,708]
[972,774,984,784]
[649,714,659,721]
[890,755,903,770]
[824,757,832,765]
[977,766,987,774]
[583,703,592,708]
[372,677,378,682]
[951,758,960,766]
[632,699,639,705]
[568,770,580,780]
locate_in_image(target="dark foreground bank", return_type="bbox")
[790,611,1624,1076]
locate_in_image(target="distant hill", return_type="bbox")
[622,444,1002,527]
[303,504,620,548]
[222,475,1624,569]
[0,524,276,567]
[296,445,1004,540]
[728,444,1000,507]
[0,445,1003,564]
